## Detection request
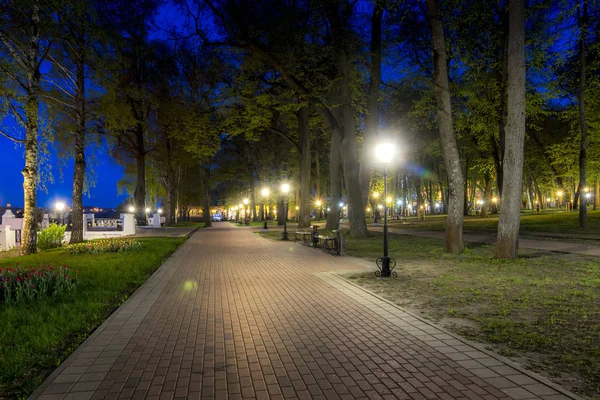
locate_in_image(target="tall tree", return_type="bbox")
[0,1,54,254]
[427,0,465,253]
[577,0,589,230]
[496,0,526,259]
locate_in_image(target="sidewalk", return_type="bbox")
[32,224,582,399]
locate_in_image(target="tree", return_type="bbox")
[577,0,589,230]
[0,0,55,254]
[426,0,465,253]
[496,0,526,259]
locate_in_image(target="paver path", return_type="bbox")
[32,224,581,400]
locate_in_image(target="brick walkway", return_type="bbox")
[32,224,580,400]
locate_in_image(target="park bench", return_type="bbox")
[294,230,312,245]
[315,229,343,256]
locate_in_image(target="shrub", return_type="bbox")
[66,238,142,255]
[0,264,77,305]
[37,223,66,250]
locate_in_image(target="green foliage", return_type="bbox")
[0,265,77,305]
[65,238,142,255]
[37,224,66,251]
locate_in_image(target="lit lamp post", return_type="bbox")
[557,191,563,208]
[261,188,270,229]
[375,142,396,278]
[243,198,249,221]
[281,183,290,240]
[128,206,135,213]
[372,192,379,222]
[315,200,322,221]
[55,201,66,225]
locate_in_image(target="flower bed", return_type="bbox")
[0,264,77,305]
[66,238,142,255]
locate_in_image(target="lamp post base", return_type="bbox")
[282,231,289,240]
[375,256,397,278]
[263,220,268,230]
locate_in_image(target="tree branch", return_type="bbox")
[0,127,24,143]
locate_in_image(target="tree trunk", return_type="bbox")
[594,178,599,210]
[315,136,320,201]
[134,123,146,225]
[70,39,86,244]
[199,160,212,227]
[277,197,286,226]
[326,129,342,231]
[578,0,588,230]
[297,107,312,228]
[480,175,493,218]
[337,48,368,238]
[20,4,41,255]
[359,3,383,208]
[496,0,526,259]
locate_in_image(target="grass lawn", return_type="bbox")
[258,230,600,397]
[232,220,278,227]
[0,237,185,399]
[387,209,600,237]
[171,221,206,228]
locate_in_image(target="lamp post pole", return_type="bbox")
[374,142,396,278]
[281,183,290,240]
[381,167,391,277]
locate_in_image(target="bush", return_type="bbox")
[0,264,77,305]
[37,224,66,250]
[66,238,142,255]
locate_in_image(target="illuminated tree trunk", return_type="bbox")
[497,0,526,259]
[134,124,146,225]
[427,0,465,253]
[199,160,212,227]
[578,0,588,230]
[326,129,342,231]
[70,28,86,244]
[480,175,493,218]
[297,107,311,228]
[20,4,41,255]
[359,3,383,208]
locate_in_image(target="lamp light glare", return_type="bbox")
[281,183,290,194]
[128,206,135,213]
[375,143,396,164]
[315,200,322,206]
[55,201,65,211]
[372,192,379,198]
[261,188,270,197]
[158,208,163,214]
[145,207,150,213]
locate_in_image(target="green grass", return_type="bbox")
[258,230,600,396]
[233,220,278,227]
[171,221,205,228]
[388,209,600,236]
[0,237,185,398]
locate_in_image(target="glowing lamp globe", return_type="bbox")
[261,188,270,197]
[281,183,290,194]
[128,206,135,213]
[375,143,396,164]
[55,201,65,211]
[145,207,150,213]
[243,198,249,205]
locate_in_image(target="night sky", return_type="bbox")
[0,3,184,209]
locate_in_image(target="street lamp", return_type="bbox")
[158,208,163,214]
[128,206,135,213]
[281,183,290,240]
[315,200,322,221]
[375,142,396,278]
[55,201,66,225]
[261,188,270,229]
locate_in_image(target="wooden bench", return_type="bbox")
[315,230,343,255]
[294,231,312,245]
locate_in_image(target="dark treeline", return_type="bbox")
[1,0,598,258]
